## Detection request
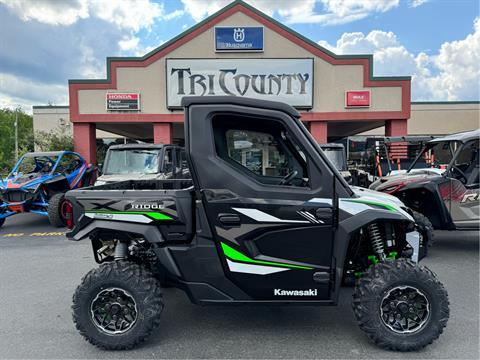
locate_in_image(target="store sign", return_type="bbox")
[215,26,264,51]
[345,90,370,107]
[166,59,313,108]
[106,93,140,111]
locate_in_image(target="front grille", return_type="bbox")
[3,191,33,203]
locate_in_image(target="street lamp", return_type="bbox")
[14,106,19,161]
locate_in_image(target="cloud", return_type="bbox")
[118,36,141,52]
[318,18,480,100]
[180,0,400,25]
[0,0,89,26]
[410,0,428,8]
[90,0,163,32]
[0,0,185,109]
[0,72,68,111]
[163,9,185,21]
[0,0,181,32]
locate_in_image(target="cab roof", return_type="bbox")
[108,144,173,150]
[430,129,480,144]
[22,151,67,157]
[181,96,301,119]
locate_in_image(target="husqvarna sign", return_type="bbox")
[166,58,313,108]
[215,26,263,51]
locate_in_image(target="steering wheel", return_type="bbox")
[451,165,468,184]
[279,170,298,186]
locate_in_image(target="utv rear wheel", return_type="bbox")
[47,193,67,227]
[72,261,164,350]
[353,259,449,351]
[412,211,434,260]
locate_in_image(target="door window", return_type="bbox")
[214,118,309,187]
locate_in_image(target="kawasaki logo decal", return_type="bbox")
[274,289,318,296]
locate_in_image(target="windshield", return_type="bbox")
[104,149,161,175]
[10,155,59,176]
[409,141,461,171]
[322,148,347,171]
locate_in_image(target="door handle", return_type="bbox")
[218,213,241,226]
[315,208,332,224]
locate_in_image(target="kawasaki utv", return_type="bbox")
[66,97,449,351]
[0,151,96,228]
[370,129,479,231]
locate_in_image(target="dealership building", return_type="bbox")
[33,0,479,164]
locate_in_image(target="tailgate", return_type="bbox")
[65,188,194,241]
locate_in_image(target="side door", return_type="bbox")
[186,106,337,301]
[448,139,480,228]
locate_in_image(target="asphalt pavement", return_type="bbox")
[0,213,478,359]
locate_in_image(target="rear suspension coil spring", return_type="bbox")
[368,223,385,260]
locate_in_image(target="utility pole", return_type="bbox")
[14,107,19,161]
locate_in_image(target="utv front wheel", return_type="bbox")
[47,193,67,227]
[353,259,449,351]
[72,261,164,350]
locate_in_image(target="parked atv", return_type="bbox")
[67,97,449,351]
[370,129,479,231]
[0,151,96,228]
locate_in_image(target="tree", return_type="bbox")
[0,108,34,175]
[34,128,74,152]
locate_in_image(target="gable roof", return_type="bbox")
[69,0,410,84]
[68,0,411,123]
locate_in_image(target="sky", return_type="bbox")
[0,0,479,112]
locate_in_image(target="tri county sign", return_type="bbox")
[166,58,313,108]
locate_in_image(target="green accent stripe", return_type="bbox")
[85,210,173,220]
[221,242,313,270]
[344,199,397,212]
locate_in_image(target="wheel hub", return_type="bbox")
[90,287,137,334]
[380,285,430,334]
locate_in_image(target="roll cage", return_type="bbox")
[9,151,85,177]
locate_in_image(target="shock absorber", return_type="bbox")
[368,223,386,260]
[114,241,128,260]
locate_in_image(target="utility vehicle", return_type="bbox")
[95,144,189,186]
[67,97,449,351]
[370,129,479,231]
[0,151,95,228]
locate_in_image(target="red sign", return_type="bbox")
[106,93,140,111]
[345,91,370,107]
